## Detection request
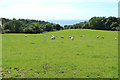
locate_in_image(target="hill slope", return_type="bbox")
[2,29,118,78]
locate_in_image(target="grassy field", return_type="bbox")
[2,29,118,78]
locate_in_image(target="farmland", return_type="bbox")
[2,29,118,78]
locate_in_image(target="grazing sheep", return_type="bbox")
[53,36,55,39]
[115,37,117,40]
[83,35,85,37]
[51,37,54,40]
[44,35,46,37]
[96,36,99,38]
[7,71,11,74]
[101,36,104,39]
[80,35,82,37]
[61,36,64,38]
[71,37,74,40]
[51,36,55,40]
[34,35,37,37]
[69,35,71,38]
[25,35,27,37]
[52,35,55,37]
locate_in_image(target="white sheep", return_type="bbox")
[25,35,27,37]
[69,35,71,38]
[34,35,37,37]
[51,37,54,40]
[96,36,99,38]
[53,36,55,39]
[71,37,74,40]
[51,35,55,40]
[115,37,117,40]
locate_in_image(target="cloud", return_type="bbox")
[0,0,118,20]
[0,2,92,19]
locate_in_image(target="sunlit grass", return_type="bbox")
[2,29,118,78]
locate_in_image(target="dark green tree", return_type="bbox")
[44,23,53,31]
[89,17,106,30]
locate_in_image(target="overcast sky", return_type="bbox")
[0,0,119,20]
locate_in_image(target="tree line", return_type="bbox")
[1,16,120,34]
[1,18,63,34]
[64,16,120,31]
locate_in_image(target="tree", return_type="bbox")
[44,23,53,31]
[24,27,34,33]
[82,23,89,29]
[55,24,61,30]
[89,17,106,30]
[105,16,118,29]
[64,25,69,29]
[110,22,119,28]
[3,20,24,33]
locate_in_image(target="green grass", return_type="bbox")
[2,29,118,78]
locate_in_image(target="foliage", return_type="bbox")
[1,18,63,34]
[89,17,106,30]
[1,16,120,34]
[64,16,120,31]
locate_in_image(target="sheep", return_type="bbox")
[25,35,27,37]
[51,36,55,40]
[101,36,104,39]
[51,35,55,40]
[44,35,46,37]
[71,36,74,40]
[53,36,55,39]
[51,37,53,40]
[69,35,71,38]
[80,35,82,37]
[83,35,85,37]
[61,36,64,38]
[52,35,55,37]
[96,36,99,38]
[51,37,54,40]
[115,37,117,40]
[34,35,37,37]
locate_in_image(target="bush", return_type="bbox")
[4,29,10,33]
[112,26,120,31]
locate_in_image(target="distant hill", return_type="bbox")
[45,20,88,26]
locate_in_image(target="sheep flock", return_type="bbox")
[24,35,117,40]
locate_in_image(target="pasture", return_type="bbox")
[2,29,118,78]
